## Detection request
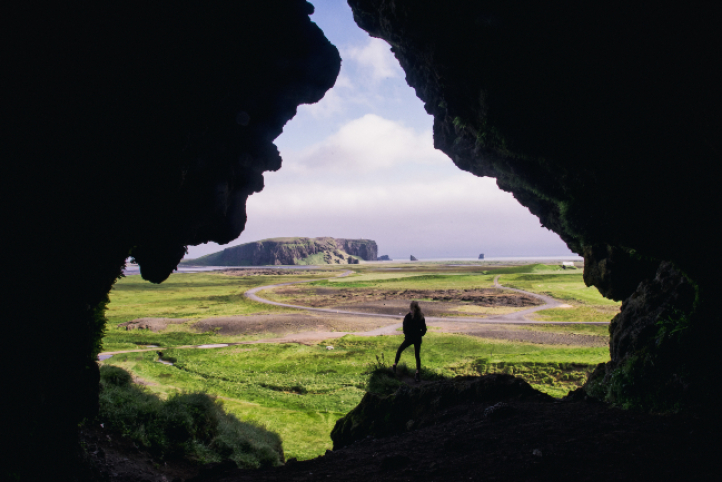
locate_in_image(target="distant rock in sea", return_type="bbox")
[410,255,418,261]
[479,253,485,259]
[182,237,377,266]
[378,255,392,261]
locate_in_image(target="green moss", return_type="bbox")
[586,310,697,411]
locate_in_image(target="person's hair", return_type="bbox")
[410,300,423,319]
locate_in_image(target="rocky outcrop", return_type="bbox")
[584,262,699,409]
[335,238,378,261]
[378,255,392,261]
[478,254,485,260]
[348,0,722,410]
[185,237,377,266]
[410,255,418,261]
[4,2,339,478]
[331,374,551,449]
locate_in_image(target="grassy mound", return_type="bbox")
[97,366,283,469]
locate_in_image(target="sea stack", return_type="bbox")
[410,255,418,261]
[478,253,485,259]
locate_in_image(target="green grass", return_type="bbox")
[296,253,327,265]
[105,332,608,460]
[103,272,325,349]
[532,305,619,322]
[101,331,280,351]
[496,270,620,322]
[499,272,619,306]
[108,273,311,325]
[311,273,497,290]
[96,365,283,468]
[516,323,610,337]
[314,264,569,290]
[100,265,614,462]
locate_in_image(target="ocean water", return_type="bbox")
[378,256,583,263]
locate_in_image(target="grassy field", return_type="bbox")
[101,263,613,462]
[498,271,620,322]
[104,332,608,460]
[313,272,496,290]
[103,272,326,350]
[107,272,316,324]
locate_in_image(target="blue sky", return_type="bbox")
[186,0,574,260]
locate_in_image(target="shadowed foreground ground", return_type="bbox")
[84,375,715,481]
[194,399,715,482]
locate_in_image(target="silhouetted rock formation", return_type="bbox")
[478,253,485,260]
[378,255,392,261]
[349,0,722,410]
[4,2,339,478]
[185,237,377,265]
[410,255,418,261]
[332,374,551,449]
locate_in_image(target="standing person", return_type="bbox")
[392,301,427,382]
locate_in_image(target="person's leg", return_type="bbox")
[413,341,421,372]
[394,339,412,368]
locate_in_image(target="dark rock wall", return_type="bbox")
[3,2,339,478]
[585,262,700,409]
[348,0,721,409]
[189,237,377,266]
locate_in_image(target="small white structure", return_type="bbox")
[326,346,334,350]
[562,262,575,269]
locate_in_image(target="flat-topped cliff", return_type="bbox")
[184,237,377,266]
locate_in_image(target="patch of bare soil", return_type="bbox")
[118,318,189,332]
[271,287,541,310]
[221,269,335,276]
[329,299,474,317]
[192,314,392,336]
[432,322,609,347]
[81,423,202,482]
[191,395,716,482]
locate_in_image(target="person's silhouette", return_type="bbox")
[392,301,427,382]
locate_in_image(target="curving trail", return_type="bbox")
[245,272,606,327]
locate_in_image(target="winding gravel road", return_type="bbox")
[245,272,607,333]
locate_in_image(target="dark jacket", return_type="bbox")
[403,313,427,341]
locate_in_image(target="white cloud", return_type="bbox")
[246,176,517,218]
[334,73,354,89]
[186,120,571,260]
[344,38,403,83]
[284,114,447,172]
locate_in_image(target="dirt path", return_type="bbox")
[246,273,604,327]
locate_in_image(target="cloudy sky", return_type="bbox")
[186,0,575,260]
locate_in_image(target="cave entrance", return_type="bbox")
[23,1,722,479]
[96,1,615,468]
